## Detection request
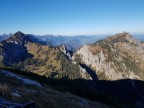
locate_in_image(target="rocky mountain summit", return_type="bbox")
[1,31,31,45]
[75,32,144,80]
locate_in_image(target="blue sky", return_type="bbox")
[0,0,144,35]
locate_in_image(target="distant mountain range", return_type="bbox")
[0,33,12,41]
[133,33,144,41]
[1,32,143,51]
[0,33,110,51]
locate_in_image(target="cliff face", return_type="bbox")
[75,32,144,80]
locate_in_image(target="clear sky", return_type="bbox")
[0,0,144,35]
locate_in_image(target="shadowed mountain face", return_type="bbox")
[75,32,144,80]
[0,32,34,65]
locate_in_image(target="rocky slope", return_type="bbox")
[74,32,144,80]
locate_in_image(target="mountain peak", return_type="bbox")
[14,31,23,34]
[115,32,132,39]
[107,32,131,41]
[13,31,25,38]
[2,31,31,45]
[95,32,138,46]
[116,31,130,36]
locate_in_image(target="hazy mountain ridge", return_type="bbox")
[0,33,12,42]
[28,34,107,51]
[0,32,143,51]
[0,33,107,51]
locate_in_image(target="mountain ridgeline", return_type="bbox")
[0,33,107,51]
[0,31,144,81]
[0,31,144,107]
